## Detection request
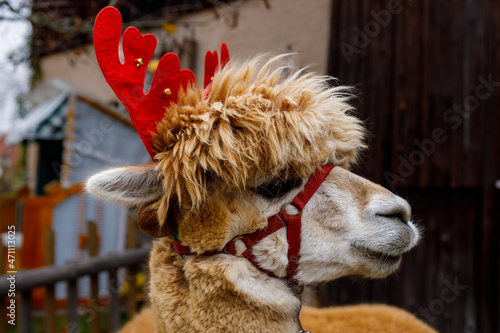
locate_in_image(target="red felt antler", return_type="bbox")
[204,43,229,88]
[94,6,229,160]
[203,43,230,100]
[94,6,195,159]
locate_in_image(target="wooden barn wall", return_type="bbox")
[322,1,500,333]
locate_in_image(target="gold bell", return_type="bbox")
[164,88,172,96]
[135,58,144,67]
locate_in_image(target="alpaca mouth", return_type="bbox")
[352,245,403,262]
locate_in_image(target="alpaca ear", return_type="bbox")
[86,165,163,205]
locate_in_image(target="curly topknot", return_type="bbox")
[151,55,367,220]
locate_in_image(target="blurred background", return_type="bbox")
[0,0,498,332]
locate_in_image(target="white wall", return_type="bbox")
[38,47,116,103]
[180,0,333,79]
[37,0,332,102]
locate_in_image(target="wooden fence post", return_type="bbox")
[67,277,79,333]
[125,215,138,319]
[0,234,3,272]
[20,290,32,333]
[88,221,100,333]
[108,268,120,332]
[44,227,56,333]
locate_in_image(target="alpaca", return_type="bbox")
[87,7,436,333]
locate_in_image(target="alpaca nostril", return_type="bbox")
[368,196,412,226]
[375,197,411,224]
[377,212,406,224]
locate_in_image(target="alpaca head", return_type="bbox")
[87,54,421,285]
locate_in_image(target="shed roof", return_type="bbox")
[6,80,71,145]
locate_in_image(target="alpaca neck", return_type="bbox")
[149,237,301,332]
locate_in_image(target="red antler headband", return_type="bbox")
[94,6,229,160]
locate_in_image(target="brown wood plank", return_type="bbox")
[88,221,100,333]
[125,216,138,319]
[44,227,57,333]
[89,277,100,332]
[496,188,500,333]
[416,0,429,188]
[405,0,422,189]
[480,0,500,331]
[465,0,483,188]
[478,1,500,331]
[66,278,80,333]
[420,0,438,188]
[326,0,341,77]
[126,265,138,319]
[108,268,120,332]
[0,236,3,273]
[393,0,408,189]
[20,290,32,333]
[0,296,6,333]
[0,248,150,293]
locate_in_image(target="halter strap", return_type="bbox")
[286,164,334,280]
[172,164,335,283]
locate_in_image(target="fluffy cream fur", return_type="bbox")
[151,56,366,223]
[118,305,437,333]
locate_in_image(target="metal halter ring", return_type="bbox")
[230,235,246,257]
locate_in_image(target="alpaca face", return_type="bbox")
[87,164,420,286]
[247,166,420,284]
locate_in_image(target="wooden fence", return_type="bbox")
[0,246,149,333]
[324,1,500,332]
[0,216,148,333]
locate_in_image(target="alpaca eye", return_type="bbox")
[253,178,302,199]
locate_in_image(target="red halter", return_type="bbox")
[173,164,335,283]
